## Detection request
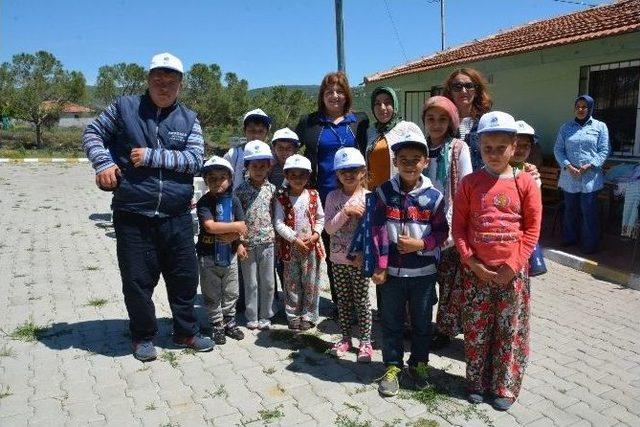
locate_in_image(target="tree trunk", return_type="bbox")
[35,122,42,149]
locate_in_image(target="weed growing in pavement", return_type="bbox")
[263,366,276,375]
[286,351,300,360]
[0,385,13,399]
[160,351,179,368]
[7,318,48,342]
[407,418,440,427]
[82,265,100,271]
[182,347,197,356]
[85,298,108,308]
[136,365,150,372]
[382,418,404,427]
[258,404,284,423]
[0,345,16,358]
[209,384,228,398]
[54,223,62,228]
[348,384,370,395]
[145,402,156,411]
[343,402,362,414]
[334,414,372,427]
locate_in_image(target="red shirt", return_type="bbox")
[452,169,542,273]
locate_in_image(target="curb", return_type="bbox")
[543,248,640,291]
[0,158,89,163]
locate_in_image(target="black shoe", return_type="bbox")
[431,332,451,350]
[213,326,226,345]
[492,396,514,411]
[299,320,314,331]
[468,392,484,404]
[225,325,245,340]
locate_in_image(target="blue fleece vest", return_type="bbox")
[110,94,197,217]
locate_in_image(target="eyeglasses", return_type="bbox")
[450,82,476,92]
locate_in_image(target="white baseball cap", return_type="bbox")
[202,155,233,176]
[334,147,365,170]
[243,140,274,162]
[390,128,429,155]
[477,111,518,134]
[149,52,184,74]
[515,120,538,139]
[283,154,312,172]
[243,108,272,129]
[272,127,300,146]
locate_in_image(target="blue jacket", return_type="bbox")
[83,94,204,217]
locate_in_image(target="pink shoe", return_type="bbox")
[357,342,373,363]
[329,338,352,357]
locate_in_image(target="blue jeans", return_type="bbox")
[562,191,600,252]
[380,274,437,367]
[113,210,199,341]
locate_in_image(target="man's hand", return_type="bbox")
[580,163,592,174]
[371,268,387,285]
[397,233,424,254]
[130,148,146,168]
[494,264,516,285]
[566,164,581,177]
[95,165,121,190]
[468,257,498,283]
[236,243,248,261]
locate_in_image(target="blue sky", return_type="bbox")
[1,0,606,88]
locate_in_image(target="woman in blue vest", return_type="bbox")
[295,71,369,306]
[554,95,610,254]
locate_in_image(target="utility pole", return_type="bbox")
[335,0,346,73]
[440,0,446,51]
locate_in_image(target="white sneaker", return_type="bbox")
[246,321,260,330]
[258,319,271,330]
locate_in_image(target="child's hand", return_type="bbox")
[303,232,320,250]
[494,264,516,285]
[371,268,387,285]
[236,244,248,261]
[352,253,363,268]
[524,163,540,181]
[217,232,239,243]
[294,238,310,253]
[344,203,365,219]
[235,222,248,236]
[468,257,498,283]
[397,234,424,254]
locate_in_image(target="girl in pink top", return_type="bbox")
[452,112,541,411]
[324,147,373,363]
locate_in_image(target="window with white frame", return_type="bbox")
[579,60,640,157]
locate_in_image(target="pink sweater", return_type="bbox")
[452,169,542,273]
[324,188,369,266]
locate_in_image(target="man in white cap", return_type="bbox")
[82,52,214,361]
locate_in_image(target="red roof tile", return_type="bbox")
[41,101,92,114]
[366,0,640,83]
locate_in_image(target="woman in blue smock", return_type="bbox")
[554,95,610,254]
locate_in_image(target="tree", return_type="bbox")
[66,71,88,104]
[3,51,83,147]
[94,63,146,107]
[252,86,316,130]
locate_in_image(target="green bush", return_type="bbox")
[0,126,85,157]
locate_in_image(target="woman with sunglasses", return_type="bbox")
[554,95,610,254]
[442,68,493,171]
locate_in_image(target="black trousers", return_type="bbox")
[113,210,198,341]
[321,230,338,304]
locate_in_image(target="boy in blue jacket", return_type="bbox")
[371,128,448,397]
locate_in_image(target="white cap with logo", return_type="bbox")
[477,111,518,134]
[515,120,537,136]
[149,52,184,74]
[202,155,234,175]
[272,127,300,146]
[334,147,365,170]
[243,108,272,129]
[390,127,429,155]
[243,140,274,162]
[283,154,312,172]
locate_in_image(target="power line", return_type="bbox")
[382,0,409,62]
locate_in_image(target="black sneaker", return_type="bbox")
[225,325,245,340]
[431,331,451,350]
[213,325,226,345]
[406,362,430,390]
[492,396,514,411]
[377,365,402,397]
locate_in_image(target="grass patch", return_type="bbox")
[0,345,16,358]
[0,385,13,399]
[408,418,440,427]
[208,384,228,398]
[82,265,100,271]
[85,298,108,308]
[348,385,370,395]
[334,414,372,427]
[263,366,276,375]
[8,318,48,342]
[182,347,197,356]
[343,402,362,414]
[160,351,179,368]
[145,402,156,411]
[258,404,284,423]
[382,418,404,427]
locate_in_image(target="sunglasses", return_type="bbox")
[451,82,476,92]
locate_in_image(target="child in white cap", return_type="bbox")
[513,120,541,187]
[324,147,373,362]
[197,156,247,345]
[452,111,541,410]
[235,141,277,330]
[224,108,272,190]
[269,127,300,188]
[273,154,325,331]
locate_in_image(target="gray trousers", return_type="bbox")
[240,243,275,322]
[199,255,239,325]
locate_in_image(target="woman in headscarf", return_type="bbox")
[366,86,423,190]
[554,95,610,254]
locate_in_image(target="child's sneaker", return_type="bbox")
[212,324,226,345]
[258,319,271,330]
[377,365,402,397]
[329,338,352,357]
[288,318,301,330]
[172,334,214,352]
[492,396,514,411]
[226,324,245,340]
[406,362,430,390]
[356,342,373,363]
[299,320,314,331]
[246,321,259,330]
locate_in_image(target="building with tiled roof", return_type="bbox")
[364,0,640,158]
